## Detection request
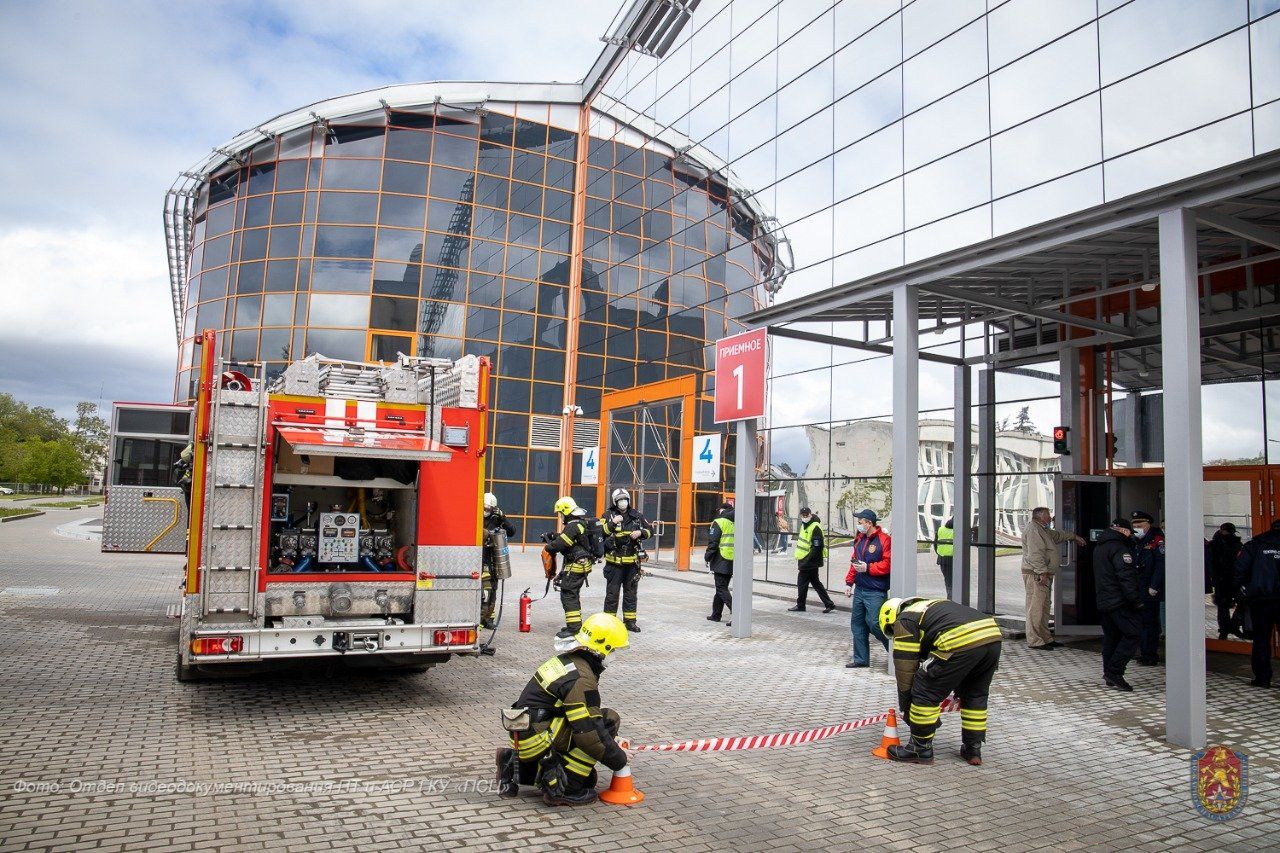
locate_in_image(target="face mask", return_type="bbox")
[617,500,629,510]
[857,523,869,535]
[1134,528,1147,539]
[800,516,811,524]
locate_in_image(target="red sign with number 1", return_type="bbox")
[713,328,767,423]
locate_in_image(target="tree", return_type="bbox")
[72,401,108,476]
[1012,405,1037,434]
[45,440,88,492]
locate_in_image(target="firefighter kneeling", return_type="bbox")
[879,597,1002,766]
[495,613,631,806]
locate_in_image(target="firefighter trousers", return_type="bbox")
[559,563,592,630]
[510,709,621,790]
[905,642,1000,745]
[602,562,640,622]
[481,567,497,625]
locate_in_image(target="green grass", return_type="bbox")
[0,506,40,519]
[31,498,103,509]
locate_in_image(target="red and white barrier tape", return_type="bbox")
[622,697,959,753]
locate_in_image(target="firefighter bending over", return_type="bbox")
[481,492,515,630]
[495,613,631,806]
[880,597,1002,766]
[544,496,598,638]
[601,488,653,632]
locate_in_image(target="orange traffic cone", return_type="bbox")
[871,708,901,760]
[598,764,645,805]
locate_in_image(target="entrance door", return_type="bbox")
[1054,474,1116,635]
[650,486,678,565]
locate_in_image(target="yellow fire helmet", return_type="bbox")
[878,597,905,636]
[574,613,630,657]
[553,496,579,517]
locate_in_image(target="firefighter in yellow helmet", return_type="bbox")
[495,613,631,805]
[543,496,601,638]
[879,596,1002,766]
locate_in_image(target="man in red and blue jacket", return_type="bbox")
[844,508,891,668]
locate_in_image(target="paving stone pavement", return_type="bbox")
[0,514,1276,852]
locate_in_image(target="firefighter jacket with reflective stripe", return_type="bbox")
[890,598,1002,700]
[511,651,627,770]
[602,506,653,565]
[934,523,954,558]
[705,515,735,573]
[794,518,827,569]
[546,517,594,566]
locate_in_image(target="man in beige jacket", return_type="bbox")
[1021,507,1085,649]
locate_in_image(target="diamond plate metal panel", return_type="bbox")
[205,528,254,567]
[412,545,482,625]
[209,489,255,527]
[101,486,188,553]
[213,449,258,487]
[216,402,261,438]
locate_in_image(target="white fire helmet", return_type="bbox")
[483,492,498,512]
[611,488,631,509]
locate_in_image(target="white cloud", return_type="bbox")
[0,0,615,417]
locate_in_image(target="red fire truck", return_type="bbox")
[103,329,490,680]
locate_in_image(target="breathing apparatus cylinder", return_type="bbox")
[292,554,316,573]
[492,529,512,580]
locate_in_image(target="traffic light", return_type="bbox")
[1053,426,1070,455]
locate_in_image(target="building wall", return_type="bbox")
[597,1,1280,554]
[175,99,775,540]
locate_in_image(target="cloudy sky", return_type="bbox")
[0,0,615,417]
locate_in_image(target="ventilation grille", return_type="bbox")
[572,419,601,452]
[529,416,563,450]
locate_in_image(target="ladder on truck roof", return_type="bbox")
[199,361,267,621]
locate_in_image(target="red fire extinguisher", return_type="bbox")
[519,588,532,633]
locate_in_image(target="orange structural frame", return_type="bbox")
[598,374,699,571]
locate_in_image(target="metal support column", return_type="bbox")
[1122,391,1143,468]
[952,365,972,605]
[1059,348,1080,475]
[976,367,997,614]
[1158,207,1206,749]
[890,284,919,600]
[731,417,758,639]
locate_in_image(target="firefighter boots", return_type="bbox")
[960,741,983,766]
[542,784,599,807]
[624,620,640,633]
[494,748,518,798]
[886,736,935,764]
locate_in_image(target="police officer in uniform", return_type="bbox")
[879,597,1002,765]
[544,496,597,639]
[788,507,836,613]
[705,502,735,626]
[495,613,631,806]
[601,488,653,632]
[1130,510,1165,666]
[934,518,955,600]
[481,492,515,630]
[1093,518,1140,691]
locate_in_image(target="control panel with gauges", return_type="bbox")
[318,512,360,563]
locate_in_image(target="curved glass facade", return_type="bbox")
[175,99,780,538]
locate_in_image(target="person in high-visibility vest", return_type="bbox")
[788,507,836,613]
[933,518,955,600]
[705,503,735,626]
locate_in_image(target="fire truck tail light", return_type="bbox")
[433,628,477,646]
[191,636,244,655]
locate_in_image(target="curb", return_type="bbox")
[0,510,46,523]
